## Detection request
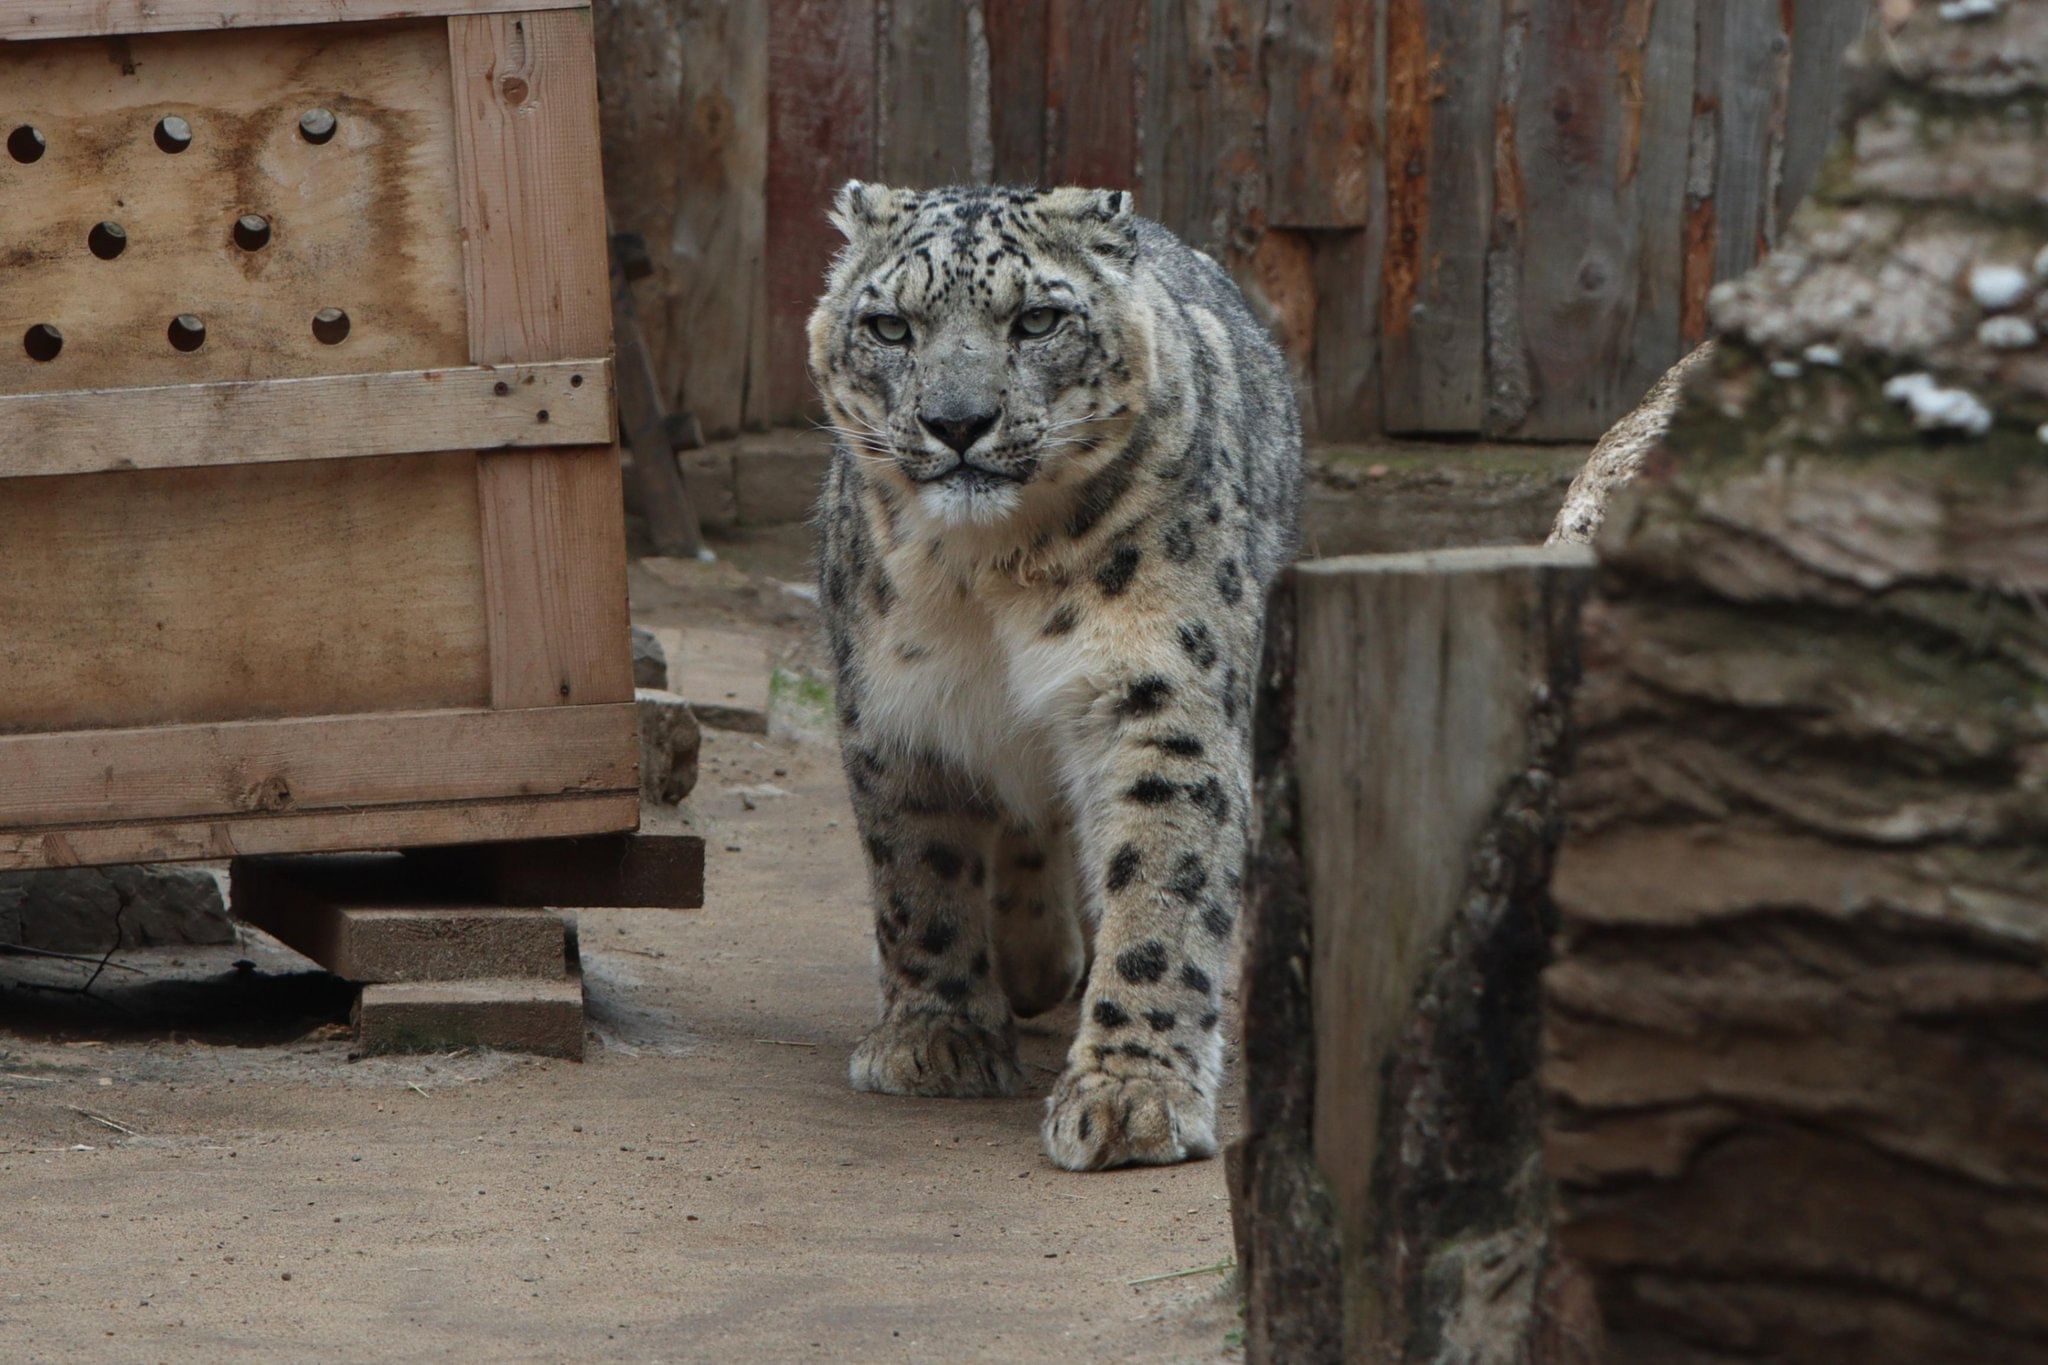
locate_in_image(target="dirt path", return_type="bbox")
[0,726,1242,1362]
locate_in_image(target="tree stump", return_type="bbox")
[1545,3,2048,1360]
[1236,546,1596,1363]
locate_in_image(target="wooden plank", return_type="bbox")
[1311,228,1382,439]
[762,0,875,425]
[0,794,638,872]
[448,7,611,367]
[1044,0,1143,189]
[0,0,585,42]
[1512,0,1646,440]
[1380,0,1501,433]
[878,0,978,186]
[1481,0,1533,435]
[1265,0,1374,227]
[985,0,1047,185]
[477,447,635,708]
[595,0,767,438]
[0,451,490,736]
[1780,0,1866,225]
[1706,0,1788,285]
[0,361,611,478]
[405,832,706,909]
[0,703,638,831]
[1139,0,1270,255]
[1618,0,1700,420]
[451,8,629,712]
[0,21,466,395]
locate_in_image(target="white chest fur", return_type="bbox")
[856,557,1091,823]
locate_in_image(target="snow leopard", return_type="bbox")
[807,183,1302,1171]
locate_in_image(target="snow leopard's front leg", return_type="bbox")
[1043,658,1248,1170]
[843,742,1023,1099]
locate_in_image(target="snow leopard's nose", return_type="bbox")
[918,408,998,456]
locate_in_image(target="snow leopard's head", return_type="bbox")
[807,183,1153,526]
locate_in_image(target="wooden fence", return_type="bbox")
[596,0,1870,444]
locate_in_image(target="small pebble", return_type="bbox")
[1978,316,2038,349]
[1969,263,2030,311]
[1938,0,2003,18]
[1768,359,1802,379]
[1802,343,1843,367]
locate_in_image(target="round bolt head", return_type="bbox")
[299,107,337,143]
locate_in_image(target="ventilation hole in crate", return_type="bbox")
[7,124,45,163]
[23,323,62,362]
[312,307,350,345]
[536,409,551,423]
[570,373,584,388]
[88,221,127,260]
[492,380,510,397]
[233,214,271,251]
[154,116,193,154]
[298,108,337,145]
[168,314,206,351]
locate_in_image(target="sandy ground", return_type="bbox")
[0,547,1244,1363]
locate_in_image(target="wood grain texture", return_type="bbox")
[1140,0,1270,257]
[0,794,637,873]
[0,0,584,42]
[452,9,629,711]
[985,0,1048,185]
[0,452,490,736]
[0,702,636,832]
[763,0,875,425]
[594,0,767,437]
[1265,0,1374,227]
[1706,0,1790,285]
[2,361,610,478]
[878,0,979,186]
[1380,0,1500,434]
[448,7,610,366]
[1310,229,1382,439]
[1044,0,1143,189]
[1780,0,1867,225]
[477,446,634,708]
[1512,0,1642,440]
[1240,547,1593,1360]
[0,21,466,395]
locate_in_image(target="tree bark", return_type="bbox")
[1545,3,2048,1360]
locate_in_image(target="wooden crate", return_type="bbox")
[0,1,640,872]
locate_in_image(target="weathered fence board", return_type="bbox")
[878,0,979,186]
[762,0,876,427]
[1044,0,1144,189]
[603,0,1865,438]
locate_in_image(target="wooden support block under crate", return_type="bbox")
[232,854,571,983]
[0,2,647,875]
[402,833,706,909]
[356,978,586,1060]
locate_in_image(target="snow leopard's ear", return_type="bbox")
[1038,187,1139,266]
[830,180,912,244]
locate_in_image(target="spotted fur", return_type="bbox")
[808,183,1302,1171]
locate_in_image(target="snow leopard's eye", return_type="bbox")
[1014,307,1062,339]
[867,313,911,345]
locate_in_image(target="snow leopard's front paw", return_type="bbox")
[1041,1065,1217,1171]
[849,1011,1024,1099]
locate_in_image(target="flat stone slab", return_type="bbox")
[650,625,770,733]
[355,978,585,1059]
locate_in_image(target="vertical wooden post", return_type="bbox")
[1236,545,1596,1362]
[449,7,633,712]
